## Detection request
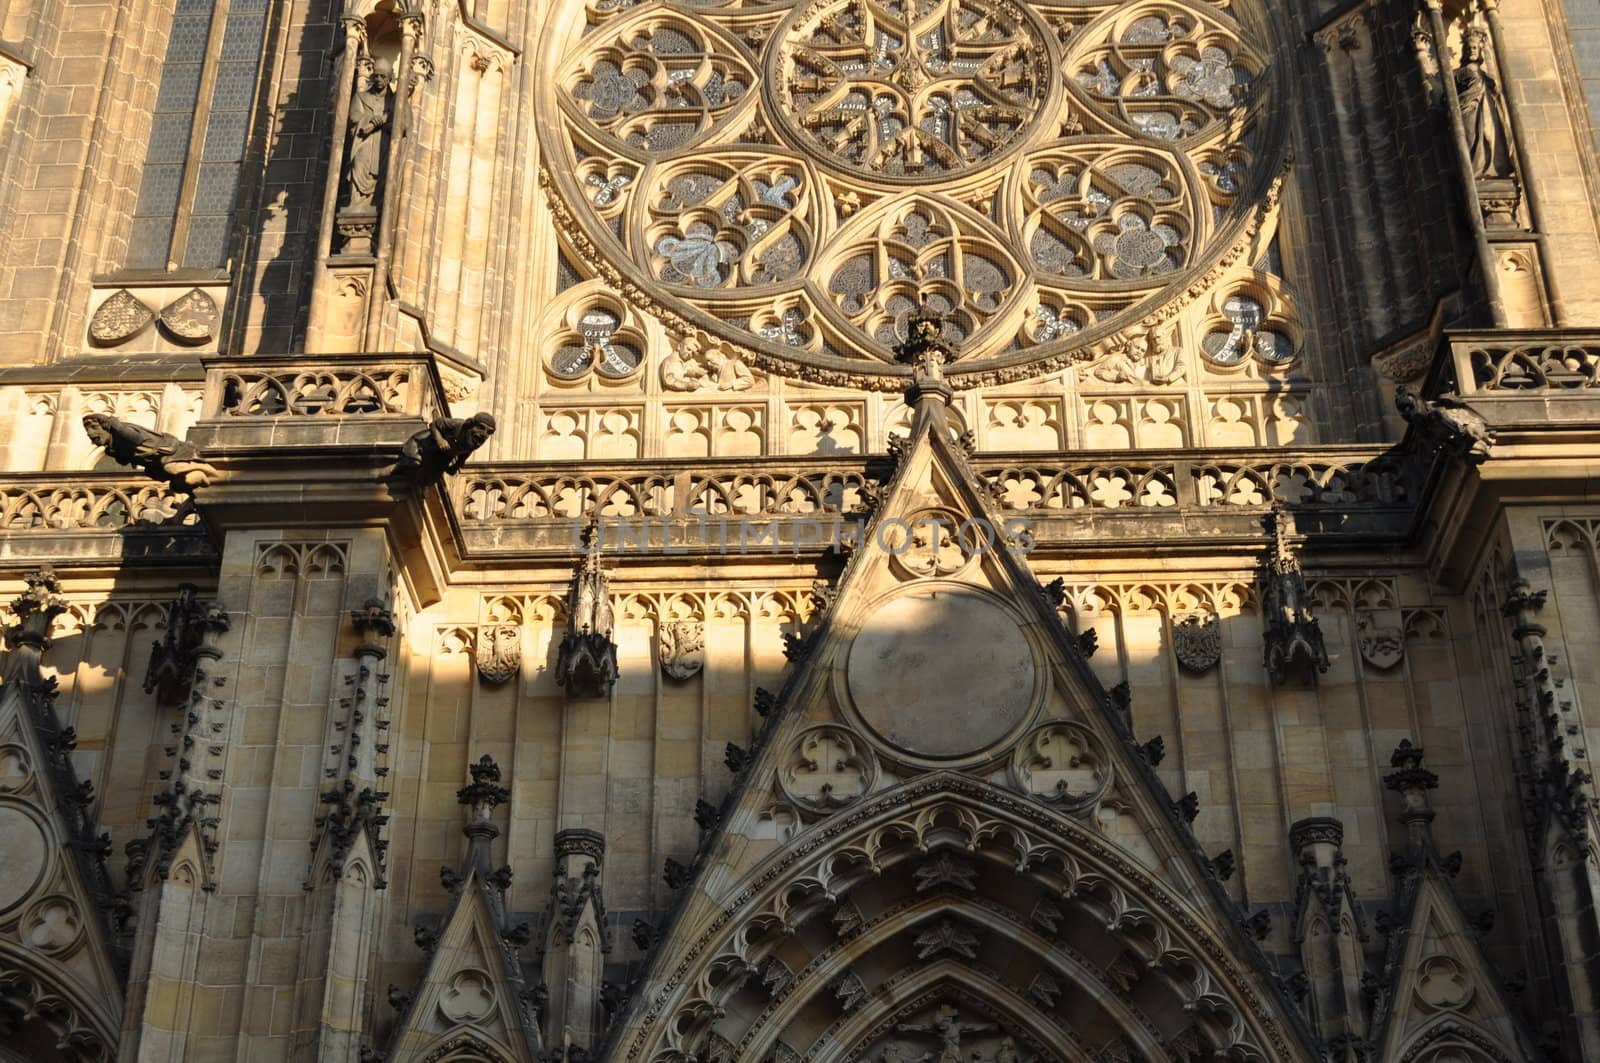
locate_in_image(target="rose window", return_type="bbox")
[771,0,1052,179]
[542,0,1281,386]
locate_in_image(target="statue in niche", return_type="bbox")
[387,412,496,486]
[1455,27,1514,179]
[344,55,390,211]
[82,413,216,490]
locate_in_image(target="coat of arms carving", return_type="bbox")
[659,621,706,680]
[1357,612,1404,671]
[475,624,521,685]
[1173,613,1221,674]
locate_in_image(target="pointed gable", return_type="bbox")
[1372,742,1540,1062]
[0,570,123,1058]
[385,755,542,1063]
[605,314,1318,1063]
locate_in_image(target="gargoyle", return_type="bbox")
[1395,385,1495,463]
[82,413,216,490]
[387,412,496,486]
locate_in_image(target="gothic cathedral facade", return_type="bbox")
[0,0,1598,1058]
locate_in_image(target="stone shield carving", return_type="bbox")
[658,620,705,680]
[1357,613,1404,671]
[1173,613,1221,673]
[475,624,521,685]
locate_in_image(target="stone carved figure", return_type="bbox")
[1455,28,1514,179]
[661,336,755,392]
[896,1004,995,1063]
[1093,331,1146,384]
[894,304,956,373]
[660,336,709,392]
[388,412,496,486]
[1395,385,1494,462]
[1260,510,1329,685]
[705,349,754,391]
[1147,326,1185,385]
[82,413,216,490]
[985,1038,1029,1063]
[345,56,390,210]
[557,526,620,698]
[1092,327,1183,385]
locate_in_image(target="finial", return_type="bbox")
[1384,739,1440,857]
[458,754,511,816]
[893,302,956,375]
[894,302,958,432]
[5,568,66,653]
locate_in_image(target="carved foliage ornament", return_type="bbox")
[540,0,1283,385]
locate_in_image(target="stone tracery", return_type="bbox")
[540,0,1288,383]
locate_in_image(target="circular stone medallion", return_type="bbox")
[846,586,1038,760]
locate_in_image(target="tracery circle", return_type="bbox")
[540,0,1282,384]
[768,0,1055,180]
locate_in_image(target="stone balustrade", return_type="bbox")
[0,475,198,532]
[453,448,1410,525]
[1442,329,1600,394]
[200,353,444,420]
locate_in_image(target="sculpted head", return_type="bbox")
[82,413,115,449]
[461,412,497,451]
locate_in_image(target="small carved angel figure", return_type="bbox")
[82,413,215,490]
[388,412,496,485]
